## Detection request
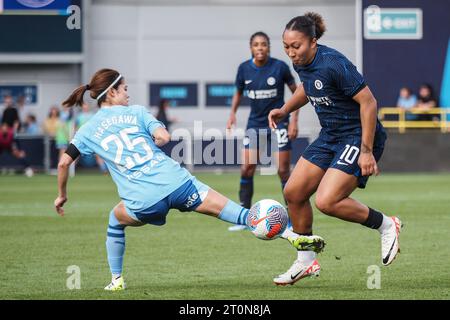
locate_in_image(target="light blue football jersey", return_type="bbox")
[71,105,193,212]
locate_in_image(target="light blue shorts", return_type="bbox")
[125,177,210,226]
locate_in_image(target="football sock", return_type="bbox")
[106,210,126,276]
[297,250,316,265]
[377,213,394,234]
[239,176,254,209]
[281,229,313,242]
[280,227,298,240]
[361,207,387,230]
[19,157,30,168]
[218,200,249,226]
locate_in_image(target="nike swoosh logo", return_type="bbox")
[245,80,252,84]
[291,270,303,280]
[383,236,397,264]
[250,215,269,227]
[337,160,349,166]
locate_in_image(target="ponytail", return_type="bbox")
[62,84,89,108]
[62,68,122,108]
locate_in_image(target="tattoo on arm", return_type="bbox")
[361,144,372,154]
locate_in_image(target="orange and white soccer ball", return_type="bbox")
[247,199,289,240]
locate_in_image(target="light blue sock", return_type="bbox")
[218,200,249,225]
[106,210,125,276]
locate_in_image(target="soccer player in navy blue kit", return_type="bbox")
[226,32,298,231]
[269,13,402,285]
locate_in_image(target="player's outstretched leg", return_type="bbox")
[228,177,253,231]
[104,209,127,291]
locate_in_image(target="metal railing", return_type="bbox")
[378,107,450,133]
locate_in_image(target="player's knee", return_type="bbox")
[284,185,307,204]
[112,206,128,226]
[241,164,256,177]
[314,194,336,216]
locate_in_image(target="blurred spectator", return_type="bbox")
[55,105,74,161]
[1,95,20,132]
[16,95,26,131]
[42,106,61,138]
[156,99,177,132]
[75,102,94,129]
[23,114,40,135]
[416,84,438,121]
[0,123,33,177]
[396,87,418,120]
[74,103,108,174]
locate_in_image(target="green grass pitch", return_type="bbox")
[0,172,449,300]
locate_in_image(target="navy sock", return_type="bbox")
[361,207,384,229]
[239,176,254,209]
[19,157,30,168]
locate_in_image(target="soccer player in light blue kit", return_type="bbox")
[54,68,324,291]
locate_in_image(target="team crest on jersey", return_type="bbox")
[267,77,276,86]
[314,80,323,90]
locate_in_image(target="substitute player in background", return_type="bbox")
[269,13,402,285]
[55,68,322,291]
[226,32,298,231]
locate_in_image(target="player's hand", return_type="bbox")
[287,120,298,140]
[54,196,67,216]
[268,109,287,130]
[226,113,236,130]
[358,152,379,176]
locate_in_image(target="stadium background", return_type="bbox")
[1,0,449,172]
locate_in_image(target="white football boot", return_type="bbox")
[273,259,320,286]
[228,224,248,231]
[381,216,403,266]
[104,276,126,291]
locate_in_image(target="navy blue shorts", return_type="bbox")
[243,122,292,152]
[301,135,385,188]
[124,178,210,226]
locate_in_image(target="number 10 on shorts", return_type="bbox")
[338,144,359,165]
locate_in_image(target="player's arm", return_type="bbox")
[54,144,80,216]
[152,127,171,147]
[269,83,308,129]
[353,86,379,176]
[287,83,299,139]
[227,90,243,130]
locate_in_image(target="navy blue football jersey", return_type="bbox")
[235,57,295,129]
[294,44,385,141]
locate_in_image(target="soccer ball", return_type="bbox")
[247,199,289,240]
